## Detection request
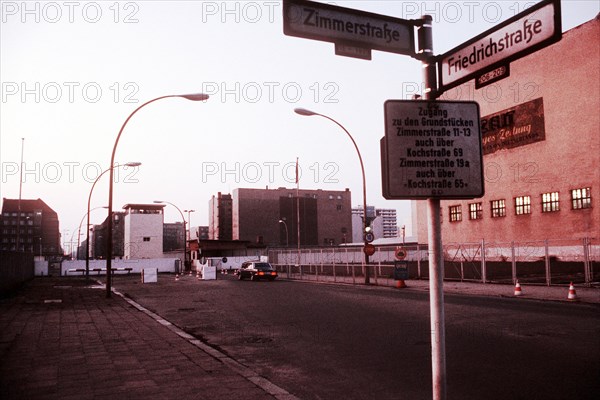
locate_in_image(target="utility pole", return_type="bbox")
[418,15,447,400]
[16,138,24,252]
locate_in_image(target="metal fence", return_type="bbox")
[268,237,600,287]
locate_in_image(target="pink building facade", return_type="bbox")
[413,15,599,244]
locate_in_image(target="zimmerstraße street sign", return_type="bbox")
[437,0,561,92]
[283,0,416,58]
[382,100,484,199]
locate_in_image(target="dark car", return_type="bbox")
[237,261,278,281]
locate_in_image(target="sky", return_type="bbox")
[1,0,598,248]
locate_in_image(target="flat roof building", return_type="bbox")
[123,203,165,259]
[209,192,233,240]
[413,15,599,244]
[0,198,60,257]
[90,211,125,259]
[228,187,353,246]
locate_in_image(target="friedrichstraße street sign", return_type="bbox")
[283,0,415,58]
[437,0,561,92]
[382,100,484,199]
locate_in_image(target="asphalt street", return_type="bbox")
[114,274,600,400]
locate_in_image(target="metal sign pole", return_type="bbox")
[419,15,447,400]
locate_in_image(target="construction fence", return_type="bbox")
[268,238,600,287]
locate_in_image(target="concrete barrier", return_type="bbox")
[0,251,34,295]
[62,258,178,276]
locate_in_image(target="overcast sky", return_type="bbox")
[1,0,598,246]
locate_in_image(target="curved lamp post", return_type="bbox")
[278,219,289,247]
[294,108,371,284]
[106,93,209,298]
[154,200,187,274]
[87,162,140,282]
[75,205,107,260]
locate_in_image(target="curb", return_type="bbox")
[110,286,300,400]
[277,277,600,304]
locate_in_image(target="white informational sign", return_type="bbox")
[141,268,158,283]
[382,100,484,199]
[438,0,561,91]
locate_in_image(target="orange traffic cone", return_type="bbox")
[567,282,578,301]
[396,279,407,289]
[514,281,523,296]
[175,274,179,281]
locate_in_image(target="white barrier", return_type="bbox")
[141,268,158,283]
[194,256,261,272]
[62,258,178,276]
[35,260,48,276]
[201,266,217,280]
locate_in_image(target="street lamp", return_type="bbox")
[74,205,108,260]
[294,107,371,284]
[278,219,289,247]
[184,209,195,241]
[106,93,209,298]
[87,162,141,282]
[154,200,187,274]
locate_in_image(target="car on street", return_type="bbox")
[237,261,278,281]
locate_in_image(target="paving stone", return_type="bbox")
[0,278,280,400]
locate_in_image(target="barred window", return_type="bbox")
[449,205,462,222]
[571,188,592,210]
[491,199,506,218]
[469,202,483,220]
[542,192,560,213]
[515,196,531,215]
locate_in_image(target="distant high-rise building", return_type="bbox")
[163,222,184,252]
[91,211,125,259]
[229,187,352,246]
[376,208,399,238]
[190,226,209,241]
[209,192,233,240]
[0,198,61,257]
[352,205,398,242]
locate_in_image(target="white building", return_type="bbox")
[123,203,165,259]
[352,206,399,242]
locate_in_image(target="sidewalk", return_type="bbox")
[279,274,600,304]
[0,278,296,400]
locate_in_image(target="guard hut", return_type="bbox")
[123,203,165,259]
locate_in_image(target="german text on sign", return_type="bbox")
[437,0,561,91]
[382,100,484,199]
[283,0,415,56]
